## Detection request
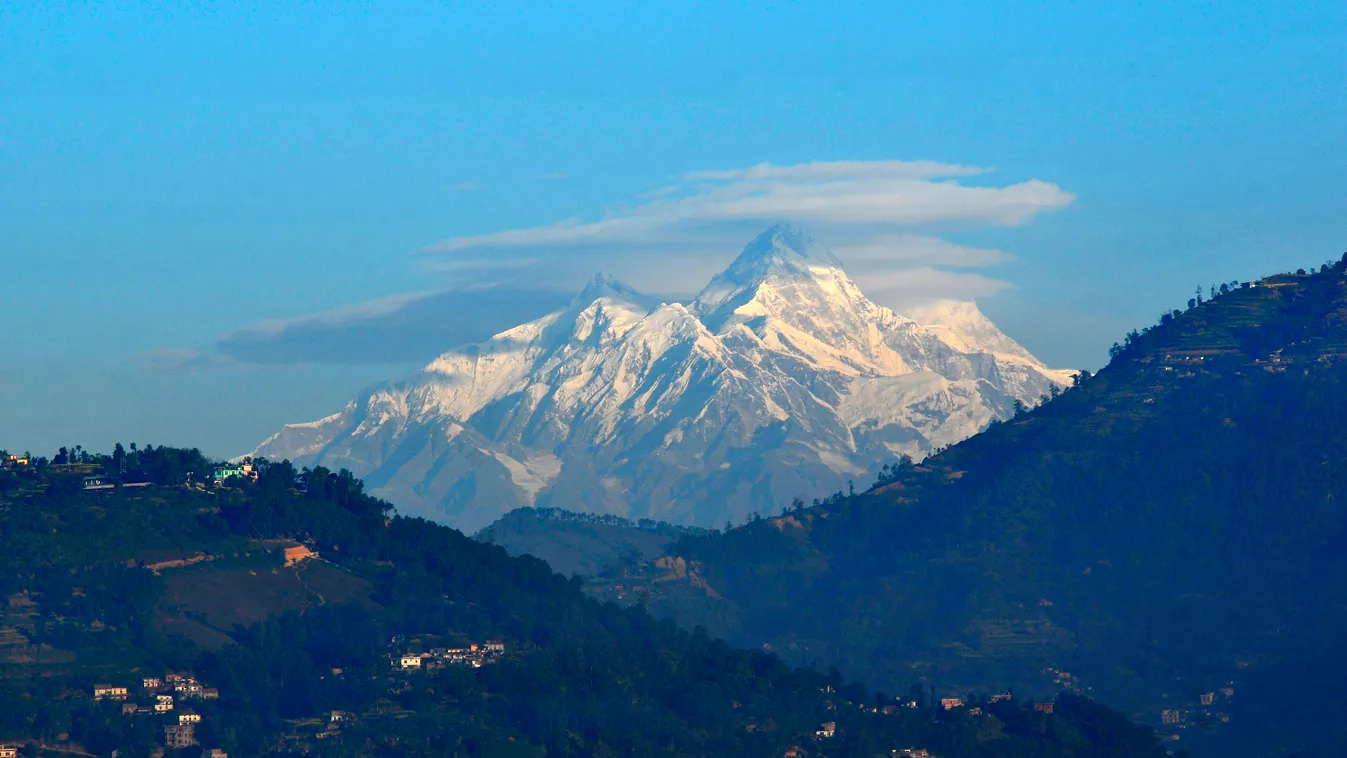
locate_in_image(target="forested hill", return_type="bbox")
[589,254,1347,757]
[0,452,1165,757]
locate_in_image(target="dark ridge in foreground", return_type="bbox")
[589,255,1347,757]
[0,451,1165,757]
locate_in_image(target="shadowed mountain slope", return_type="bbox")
[589,256,1347,757]
[474,507,712,578]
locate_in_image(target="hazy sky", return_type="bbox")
[2,2,1344,458]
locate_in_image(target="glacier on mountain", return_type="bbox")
[251,225,1072,532]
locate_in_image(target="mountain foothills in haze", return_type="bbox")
[475,507,713,578]
[252,226,1072,532]
[0,452,1167,757]
[590,256,1347,757]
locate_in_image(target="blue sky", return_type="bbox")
[2,1,1344,458]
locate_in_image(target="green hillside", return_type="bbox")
[588,255,1347,757]
[0,450,1165,757]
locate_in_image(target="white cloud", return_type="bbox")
[683,159,988,182]
[826,234,1012,267]
[857,266,1015,304]
[426,159,1073,256]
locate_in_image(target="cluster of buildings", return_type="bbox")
[95,674,218,717]
[146,673,220,701]
[82,473,152,492]
[806,721,936,758]
[91,675,222,751]
[1159,686,1235,729]
[213,463,259,483]
[2,455,30,469]
[392,640,507,671]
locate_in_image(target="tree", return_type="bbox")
[877,456,915,487]
[112,443,126,473]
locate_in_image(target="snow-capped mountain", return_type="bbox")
[251,225,1073,532]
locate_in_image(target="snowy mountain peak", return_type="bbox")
[903,299,1072,385]
[550,273,653,348]
[250,225,1074,533]
[742,223,832,263]
[571,272,645,308]
[692,225,858,333]
[708,224,842,289]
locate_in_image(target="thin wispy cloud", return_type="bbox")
[423,159,1073,306]
[427,159,1072,257]
[683,160,988,182]
[829,234,1013,266]
[140,285,574,372]
[446,182,480,192]
[859,266,1015,302]
[134,348,241,374]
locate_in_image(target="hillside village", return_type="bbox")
[392,640,506,671]
[3,450,261,494]
[0,446,1176,756]
[92,673,221,751]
